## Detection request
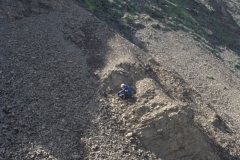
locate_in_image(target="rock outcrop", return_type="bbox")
[101,57,220,159]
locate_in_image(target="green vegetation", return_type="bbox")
[144,15,151,21]
[102,73,107,77]
[150,22,167,30]
[215,53,221,59]
[233,61,240,69]
[123,13,139,21]
[84,0,97,11]
[206,75,214,80]
[25,96,31,104]
[77,0,240,54]
[86,69,92,78]
[122,13,141,28]
[150,23,160,29]
[86,73,91,78]
[227,59,232,63]
[18,22,25,29]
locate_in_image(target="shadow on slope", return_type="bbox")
[0,0,71,21]
[0,3,113,159]
[1,1,239,159]
[77,0,240,56]
[100,55,239,159]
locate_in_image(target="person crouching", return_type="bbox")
[118,83,132,99]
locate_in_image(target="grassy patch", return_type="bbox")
[206,75,214,80]
[78,0,240,54]
[233,61,240,69]
[102,73,107,77]
[150,23,160,29]
[25,96,32,104]
[215,53,221,59]
[86,69,92,78]
[150,22,167,30]
[205,45,221,56]
[18,22,25,29]
[84,0,97,11]
[109,8,123,18]
[144,15,151,21]
[123,13,139,23]
[86,73,91,78]
[133,22,144,28]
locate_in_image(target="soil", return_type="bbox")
[0,0,240,160]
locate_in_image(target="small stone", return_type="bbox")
[144,64,150,70]
[30,154,35,159]
[126,132,133,137]
[71,154,81,159]
[92,145,99,151]
[13,127,19,133]
[2,106,11,114]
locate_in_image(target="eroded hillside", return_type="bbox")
[1,0,240,159]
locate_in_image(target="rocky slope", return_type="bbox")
[0,0,240,159]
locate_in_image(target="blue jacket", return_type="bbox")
[118,84,132,96]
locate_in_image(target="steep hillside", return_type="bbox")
[78,0,240,158]
[0,0,240,159]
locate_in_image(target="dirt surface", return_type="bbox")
[1,0,240,160]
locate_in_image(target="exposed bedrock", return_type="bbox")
[101,61,220,159]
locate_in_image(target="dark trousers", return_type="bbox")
[118,90,130,99]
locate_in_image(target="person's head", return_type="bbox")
[121,84,125,89]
